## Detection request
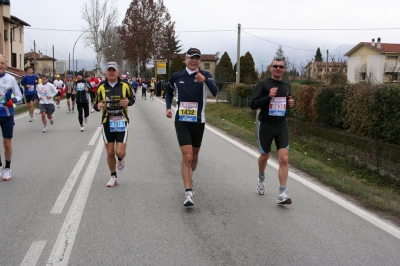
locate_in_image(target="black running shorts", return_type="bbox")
[258,119,289,154]
[102,122,128,144]
[174,121,205,148]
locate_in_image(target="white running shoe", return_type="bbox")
[106,177,118,187]
[35,109,41,115]
[277,190,292,205]
[80,126,84,132]
[50,119,54,125]
[42,126,48,133]
[67,109,71,114]
[257,179,265,195]
[117,159,125,170]
[183,191,194,207]
[2,168,11,181]
[91,109,95,113]
[29,116,33,122]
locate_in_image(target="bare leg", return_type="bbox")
[277,148,289,186]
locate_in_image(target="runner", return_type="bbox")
[37,75,58,133]
[165,48,218,206]
[88,73,99,113]
[20,66,38,122]
[53,74,64,108]
[0,54,23,181]
[72,73,90,132]
[141,79,147,100]
[64,75,75,113]
[149,77,156,101]
[250,58,295,205]
[93,62,135,187]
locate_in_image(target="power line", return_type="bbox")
[242,27,400,31]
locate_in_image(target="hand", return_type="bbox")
[97,100,104,110]
[72,90,76,95]
[46,95,52,99]
[195,69,205,82]
[166,109,172,118]
[269,87,278,98]
[119,98,129,107]
[288,96,295,107]
[84,87,88,92]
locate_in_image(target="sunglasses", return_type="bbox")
[272,65,285,69]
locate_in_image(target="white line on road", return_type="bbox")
[20,240,47,266]
[88,127,102,145]
[47,135,104,265]
[50,151,90,214]
[205,125,400,240]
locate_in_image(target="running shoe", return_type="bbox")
[29,116,33,122]
[50,119,54,125]
[91,109,95,113]
[42,126,48,133]
[80,126,84,132]
[117,159,125,170]
[257,179,265,195]
[57,104,60,108]
[35,109,41,115]
[183,191,194,207]
[67,109,71,114]
[277,190,292,205]
[85,117,88,124]
[2,168,11,181]
[106,177,118,187]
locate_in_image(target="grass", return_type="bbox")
[205,102,400,225]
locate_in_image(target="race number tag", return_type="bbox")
[40,89,47,96]
[109,116,126,132]
[27,84,34,91]
[269,97,286,116]
[179,102,198,122]
[76,83,85,91]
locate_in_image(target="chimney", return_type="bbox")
[371,38,375,47]
[377,37,381,49]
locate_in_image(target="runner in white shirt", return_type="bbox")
[37,75,58,133]
[53,74,64,108]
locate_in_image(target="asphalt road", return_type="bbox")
[0,93,399,266]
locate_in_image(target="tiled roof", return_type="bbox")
[344,42,400,56]
[6,66,27,79]
[312,61,347,67]
[169,54,217,61]
[24,52,56,60]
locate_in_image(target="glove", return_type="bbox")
[6,98,13,107]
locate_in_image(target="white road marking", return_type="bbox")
[205,125,400,240]
[50,151,90,214]
[88,127,102,145]
[47,135,104,265]
[20,240,47,266]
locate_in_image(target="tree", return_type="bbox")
[101,26,125,72]
[81,0,118,77]
[215,51,235,87]
[315,47,323,62]
[240,51,258,84]
[274,45,286,61]
[118,0,174,77]
[169,54,185,76]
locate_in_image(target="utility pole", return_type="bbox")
[52,45,55,79]
[236,23,241,84]
[261,64,264,79]
[33,40,36,72]
[326,49,329,84]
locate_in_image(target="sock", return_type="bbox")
[279,186,286,194]
[259,173,265,181]
[185,188,193,194]
[111,172,117,178]
[118,157,123,161]
[5,160,11,169]
[0,156,2,167]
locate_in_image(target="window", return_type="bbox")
[4,30,7,41]
[318,68,322,72]
[204,63,210,69]
[19,28,22,42]
[387,55,399,60]
[393,73,399,80]
[361,73,366,81]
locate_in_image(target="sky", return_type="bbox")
[11,0,400,73]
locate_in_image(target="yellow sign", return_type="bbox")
[157,61,166,75]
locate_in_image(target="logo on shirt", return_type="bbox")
[179,81,185,84]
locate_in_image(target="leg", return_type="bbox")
[3,138,12,161]
[67,98,71,109]
[258,152,270,175]
[77,103,83,125]
[277,148,289,186]
[41,112,47,126]
[115,142,127,160]
[106,143,117,173]
[191,147,201,171]
[83,103,89,119]
[180,145,194,190]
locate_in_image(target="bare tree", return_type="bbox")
[101,26,125,71]
[81,0,118,77]
[384,53,400,83]
[327,55,347,85]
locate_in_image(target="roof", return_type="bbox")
[10,15,30,27]
[3,15,30,27]
[169,54,217,61]
[344,42,400,56]
[24,52,56,61]
[6,66,27,79]
[311,61,347,67]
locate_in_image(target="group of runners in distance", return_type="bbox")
[0,47,295,207]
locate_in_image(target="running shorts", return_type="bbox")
[66,93,75,101]
[0,116,15,139]
[174,121,205,148]
[102,121,128,144]
[25,94,35,103]
[39,104,55,115]
[258,119,289,154]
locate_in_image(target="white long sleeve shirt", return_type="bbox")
[37,82,58,104]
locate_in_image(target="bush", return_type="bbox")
[313,85,345,128]
[225,83,255,107]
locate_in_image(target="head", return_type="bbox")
[76,73,83,80]
[91,73,95,78]
[269,59,286,81]
[185,48,202,71]
[105,62,119,82]
[67,74,72,81]
[56,74,60,80]
[42,75,48,83]
[27,67,33,75]
[0,55,7,75]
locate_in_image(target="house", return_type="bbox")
[344,38,400,83]
[169,53,218,77]
[305,61,347,83]
[24,51,56,77]
[0,0,30,70]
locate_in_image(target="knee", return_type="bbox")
[106,149,115,157]
[116,150,125,158]
[183,153,193,164]
[259,153,269,161]
[279,154,289,166]
[3,140,11,150]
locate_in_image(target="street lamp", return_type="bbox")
[72,24,98,77]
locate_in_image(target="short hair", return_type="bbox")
[270,58,284,66]
[27,66,33,70]
[42,74,48,79]
[0,54,8,64]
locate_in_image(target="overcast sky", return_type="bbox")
[11,0,400,72]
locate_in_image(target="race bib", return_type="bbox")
[179,102,198,122]
[76,83,85,91]
[109,116,126,132]
[40,89,47,96]
[27,84,34,91]
[269,97,286,116]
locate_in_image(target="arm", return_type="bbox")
[165,79,174,110]
[203,71,218,97]
[50,84,58,98]
[250,82,271,110]
[11,79,23,104]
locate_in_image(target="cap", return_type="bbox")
[67,74,72,78]
[106,61,119,70]
[56,74,60,78]
[186,48,201,58]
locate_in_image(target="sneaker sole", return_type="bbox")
[106,181,118,187]
[277,198,292,205]
[183,201,194,207]
[3,177,12,181]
